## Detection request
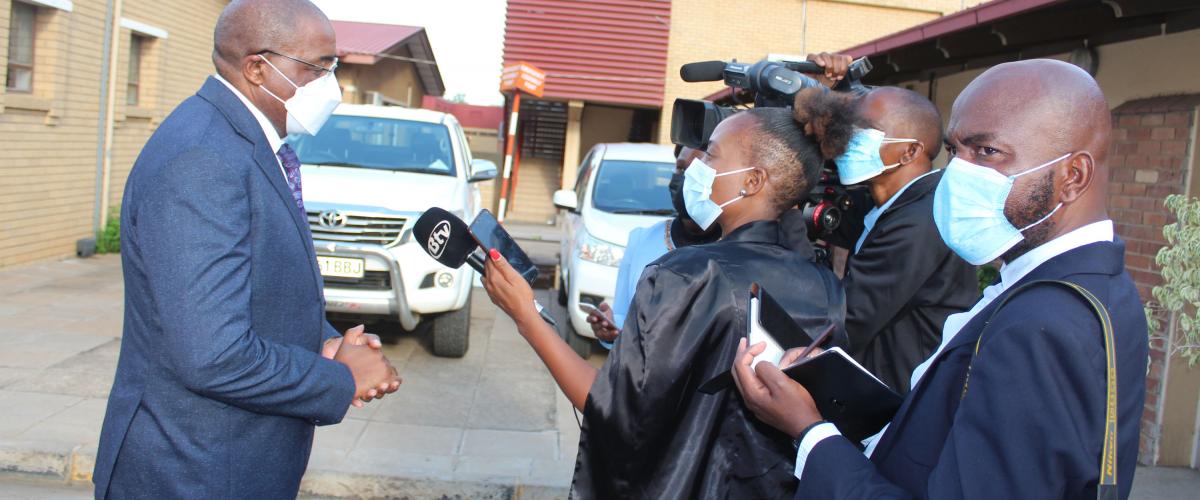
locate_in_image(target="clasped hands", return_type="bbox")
[322,325,401,408]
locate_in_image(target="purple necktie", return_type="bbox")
[276,143,305,214]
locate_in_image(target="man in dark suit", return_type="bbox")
[94,1,401,498]
[836,87,978,395]
[733,59,1147,498]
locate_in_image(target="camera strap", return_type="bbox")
[959,280,1118,500]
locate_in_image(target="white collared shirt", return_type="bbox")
[797,219,1116,479]
[854,170,940,254]
[212,74,287,178]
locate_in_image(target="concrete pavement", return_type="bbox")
[0,255,589,498]
[2,254,1199,499]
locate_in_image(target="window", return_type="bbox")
[286,115,457,176]
[126,34,144,105]
[6,1,36,92]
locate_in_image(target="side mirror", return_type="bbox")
[468,159,498,183]
[553,189,578,212]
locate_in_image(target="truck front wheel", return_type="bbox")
[431,301,471,358]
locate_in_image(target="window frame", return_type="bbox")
[6,1,38,93]
[125,33,144,106]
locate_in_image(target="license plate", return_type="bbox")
[317,256,365,278]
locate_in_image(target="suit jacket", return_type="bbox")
[844,171,978,394]
[797,240,1147,499]
[93,77,356,500]
[575,211,847,499]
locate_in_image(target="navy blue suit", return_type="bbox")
[798,240,1147,499]
[94,77,356,499]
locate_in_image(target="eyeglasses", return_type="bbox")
[260,50,338,74]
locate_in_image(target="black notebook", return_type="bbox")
[697,284,902,442]
[777,346,902,442]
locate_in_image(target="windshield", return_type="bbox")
[287,115,456,176]
[590,159,675,215]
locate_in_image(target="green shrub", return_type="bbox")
[96,207,120,254]
[976,264,999,293]
[1147,194,1200,365]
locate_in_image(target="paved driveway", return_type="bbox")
[0,255,591,498]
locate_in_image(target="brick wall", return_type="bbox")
[1108,94,1200,463]
[0,0,227,268]
[657,0,967,143]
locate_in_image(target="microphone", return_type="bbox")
[413,208,557,327]
[680,60,727,82]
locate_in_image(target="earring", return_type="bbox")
[739,189,747,196]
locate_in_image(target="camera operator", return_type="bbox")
[586,144,722,346]
[815,79,978,395]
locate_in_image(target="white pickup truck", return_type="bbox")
[286,104,496,357]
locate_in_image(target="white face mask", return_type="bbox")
[259,56,342,136]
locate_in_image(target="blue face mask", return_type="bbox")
[932,153,1070,265]
[834,128,918,184]
[682,158,755,231]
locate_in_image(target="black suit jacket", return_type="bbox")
[797,238,1148,499]
[844,170,978,393]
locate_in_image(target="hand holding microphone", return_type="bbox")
[413,208,556,327]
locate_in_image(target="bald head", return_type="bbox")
[946,58,1111,261]
[860,87,942,161]
[950,59,1110,170]
[213,0,331,76]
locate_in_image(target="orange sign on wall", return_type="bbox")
[500,61,546,98]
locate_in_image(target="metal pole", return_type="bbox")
[497,92,521,222]
[91,0,117,234]
[98,0,124,232]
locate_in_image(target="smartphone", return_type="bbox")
[468,209,539,285]
[577,302,601,316]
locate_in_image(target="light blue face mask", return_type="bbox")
[932,153,1070,265]
[682,158,755,231]
[834,128,918,184]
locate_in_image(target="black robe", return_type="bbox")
[572,210,847,499]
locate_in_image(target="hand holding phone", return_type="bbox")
[582,302,619,342]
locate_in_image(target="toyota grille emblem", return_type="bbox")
[319,210,347,228]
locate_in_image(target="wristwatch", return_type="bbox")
[793,420,829,448]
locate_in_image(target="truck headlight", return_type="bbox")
[578,232,624,268]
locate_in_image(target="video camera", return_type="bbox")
[670,56,873,254]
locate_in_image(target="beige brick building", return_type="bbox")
[0,0,228,268]
[0,4,447,269]
[657,0,988,141]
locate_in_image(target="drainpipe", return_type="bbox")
[92,0,122,236]
[91,0,116,235]
[97,0,125,232]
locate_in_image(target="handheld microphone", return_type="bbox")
[413,208,557,327]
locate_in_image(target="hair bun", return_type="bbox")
[792,87,859,160]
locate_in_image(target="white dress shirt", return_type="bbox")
[796,219,1116,480]
[212,74,287,177]
[854,170,939,254]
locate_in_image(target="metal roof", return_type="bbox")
[502,0,671,108]
[703,0,1200,99]
[331,20,446,96]
[844,0,1200,85]
[421,96,503,130]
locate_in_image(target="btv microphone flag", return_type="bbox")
[413,207,476,269]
